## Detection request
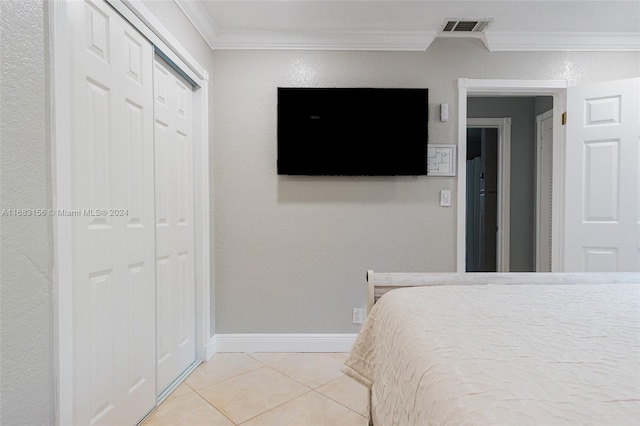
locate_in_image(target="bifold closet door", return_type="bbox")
[69,0,157,424]
[153,56,197,394]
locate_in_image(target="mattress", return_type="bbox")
[344,283,640,425]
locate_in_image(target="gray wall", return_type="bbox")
[0,0,54,424]
[535,96,554,117]
[467,96,552,271]
[213,41,640,333]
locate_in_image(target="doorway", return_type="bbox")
[456,79,566,273]
[465,118,511,272]
[465,97,553,272]
[466,127,499,272]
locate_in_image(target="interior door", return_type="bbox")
[154,56,197,395]
[564,78,639,271]
[536,110,553,272]
[69,0,156,424]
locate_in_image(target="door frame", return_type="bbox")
[467,118,512,272]
[49,1,211,424]
[535,109,554,271]
[456,79,567,272]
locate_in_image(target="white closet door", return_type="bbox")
[154,56,197,394]
[69,1,156,424]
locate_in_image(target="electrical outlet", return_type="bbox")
[352,308,364,324]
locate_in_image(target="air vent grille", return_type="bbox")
[442,19,492,33]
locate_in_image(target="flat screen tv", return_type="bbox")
[277,87,429,176]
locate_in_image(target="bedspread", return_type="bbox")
[344,283,640,425]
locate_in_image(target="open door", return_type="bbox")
[536,110,553,272]
[564,78,639,272]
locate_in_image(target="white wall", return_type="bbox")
[212,40,640,333]
[0,0,55,424]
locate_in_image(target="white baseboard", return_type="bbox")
[212,333,358,353]
[206,336,217,360]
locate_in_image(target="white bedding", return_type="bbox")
[344,283,640,425]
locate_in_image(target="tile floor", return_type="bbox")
[143,353,369,426]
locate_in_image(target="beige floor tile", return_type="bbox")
[270,353,345,388]
[247,352,297,365]
[142,392,233,426]
[241,391,368,426]
[327,352,349,363]
[186,353,263,390]
[316,375,369,417]
[197,366,310,424]
[164,382,194,402]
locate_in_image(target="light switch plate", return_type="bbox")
[440,190,452,207]
[440,103,449,122]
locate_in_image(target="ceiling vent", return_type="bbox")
[441,19,492,33]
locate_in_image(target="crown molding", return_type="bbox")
[174,0,436,51]
[174,0,218,51]
[486,32,640,52]
[174,1,640,53]
[211,30,438,51]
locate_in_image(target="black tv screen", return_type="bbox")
[277,88,429,176]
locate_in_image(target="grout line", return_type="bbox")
[191,390,238,425]
[157,353,361,425]
[235,388,315,425]
[193,363,314,425]
[187,354,264,391]
[264,357,348,390]
[313,385,369,419]
[244,352,298,366]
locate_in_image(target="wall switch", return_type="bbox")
[440,103,449,122]
[440,190,452,207]
[352,308,364,324]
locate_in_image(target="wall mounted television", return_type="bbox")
[277,87,429,176]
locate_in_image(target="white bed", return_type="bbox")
[344,272,640,425]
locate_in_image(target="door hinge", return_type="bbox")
[562,112,567,125]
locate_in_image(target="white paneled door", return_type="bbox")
[154,57,197,395]
[68,1,198,423]
[536,110,553,272]
[564,78,640,271]
[69,0,156,424]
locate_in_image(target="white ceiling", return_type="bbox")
[173,0,640,51]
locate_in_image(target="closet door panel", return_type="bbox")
[154,57,197,395]
[69,1,156,425]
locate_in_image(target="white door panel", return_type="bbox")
[565,78,639,272]
[154,57,197,395]
[69,0,156,424]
